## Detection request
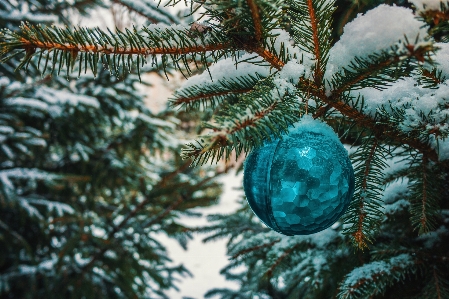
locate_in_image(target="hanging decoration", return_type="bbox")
[243,116,355,235]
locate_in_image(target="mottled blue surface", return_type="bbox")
[244,130,355,235]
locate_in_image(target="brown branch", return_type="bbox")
[421,68,442,85]
[232,239,280,259]
[434,267,442,299]
[328,99,438,161]
[332,56,401,95]
[187,99,280,159]
[300,65,439,161]
[420,155,429,233]
[255,48,285,70]
[228,101,279,134]
[352,139,378,250]
[173,88,253,106]
[246,0,263,43]
[312,104,331,118]
[307,0,322,83]
[20,38,232,56]
[345,264,409,294]
[265,244,298,277]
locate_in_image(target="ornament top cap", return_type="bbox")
[289,115,341,145]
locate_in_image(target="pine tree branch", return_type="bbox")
[76,160,191,275]
[255,48,285,70]
[434,267,442,299]
[352,139,378,250]
[246,0,263,43]
[420,155,429,233]
[307,0,322,83]
[172,88,252,107]
[0,24,234,77]
[15,31,230,56]
[331,55,402,95]
[182,85,301,164]
[232,239,280,259]
[77,161,231,276]
[421,68,443,85]
[410,154,440,234]
[226,100,279,134]
[339,254,417,299]
[343,136,387,249]
[265,244,298,277]
[301,79,439,161]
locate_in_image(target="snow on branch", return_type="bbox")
[339,254,416,299]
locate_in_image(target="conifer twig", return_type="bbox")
[246,0,263,43]
[77,161,232,276]
[420,155,429,232]
[421,68,443,85]
[172,88,253,106]
[307,0,322,83]
[232,239,280,259]
[265,244,298,277]
[302,79,439,161]
[256,48,285,70]
[352,140,378,250]
[17,36,231,56]
[434,267,442,299]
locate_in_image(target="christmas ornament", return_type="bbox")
[243,116,355,235]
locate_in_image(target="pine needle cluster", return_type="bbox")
[1,0,449,298]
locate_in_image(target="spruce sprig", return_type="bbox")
[287,0,335,82]
[343,135,388,249]
[171,73,266,110]
[181,78,302,165]
[0,23,233,79]
[409,155,441,234]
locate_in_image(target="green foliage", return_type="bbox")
[0,1,223,298]
[343,136,388,249]
[0,23,232,80]
[1,0,449,298]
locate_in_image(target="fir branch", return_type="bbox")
[288,0,334,82]
[0,23,233,78]
[409,154,440,234]
[328,46,429,95]
[307,0,322,82]
[171,73,265,109]
[246,0,263,43]
[343,137,387,250]
[301,84,440,162]
[419,67,445,88]
[265,244,298,278]
[434,267,442,299]
[338,254,417,299]
[182,80,301,165]
[430,267,449,299]
[77,161,231,276]
[232,239,280,259]
[256,47,285,70]
[420,155,430,232]
[172,87,252,108]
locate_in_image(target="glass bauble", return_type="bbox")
[243,117,355,235]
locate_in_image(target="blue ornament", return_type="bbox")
[243,116,355,235]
